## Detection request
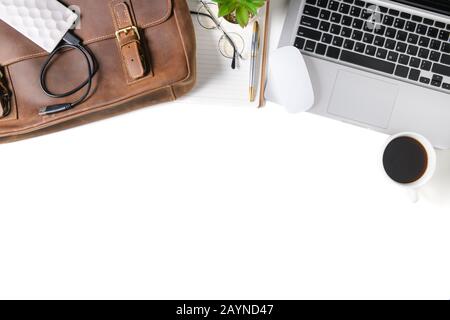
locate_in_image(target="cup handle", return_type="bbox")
[406,189,419,203]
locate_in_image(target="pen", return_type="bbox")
[249,21,260,102]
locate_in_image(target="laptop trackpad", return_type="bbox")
[327,71,399,129]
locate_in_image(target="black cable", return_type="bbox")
[39,33,98,116]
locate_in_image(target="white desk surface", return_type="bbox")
[1,0,450,300]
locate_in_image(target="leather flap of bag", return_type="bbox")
[0,0,173,66]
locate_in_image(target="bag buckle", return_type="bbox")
[0,70,11,118]
[115,26,140,40]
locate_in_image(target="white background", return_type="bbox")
[1,0,450,300]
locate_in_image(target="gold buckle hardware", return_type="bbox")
[115,26,140,40]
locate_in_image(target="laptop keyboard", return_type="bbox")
[295,0,450,92]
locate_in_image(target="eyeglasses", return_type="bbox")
[190,0,245,69]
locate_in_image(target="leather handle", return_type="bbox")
[110,0,147,81]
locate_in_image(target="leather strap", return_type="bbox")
[0,69,10,118]
[111,0,147,81]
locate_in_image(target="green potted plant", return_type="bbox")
[212,0,267,28]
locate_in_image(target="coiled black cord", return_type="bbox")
[39,33,98,115]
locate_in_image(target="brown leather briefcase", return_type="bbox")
[0,0,196,142]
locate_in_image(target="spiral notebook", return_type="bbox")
[180,0,270,108]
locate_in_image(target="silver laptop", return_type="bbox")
[280,0,450,148]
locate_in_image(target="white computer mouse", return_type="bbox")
[265,46,315,113]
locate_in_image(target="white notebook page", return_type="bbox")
[179,0,266,107]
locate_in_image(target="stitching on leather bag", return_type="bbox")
[140,0,173,28]
[170,0,193,99]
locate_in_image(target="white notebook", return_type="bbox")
[179,0,270,108]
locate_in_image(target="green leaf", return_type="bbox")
[236,6,249,27]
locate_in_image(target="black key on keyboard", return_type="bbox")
[395,65,409,78]
[330,12,342,23]
[385,39,396,50]
[410,57,421,68]
[432,63,450,77]
[320,9,331,20]
[303,5,320,17]
[326,46,341,58]
[322,33,333,43]
[420,77,430,84]
[416,24,427,35]
[306,0,317,4]
[342,16,353,26]
[374,25,386,35]
[352,30,363,41]
[320,21,331,32]
[423,18,434,26]
[328,0,340,11]
[374,36,385,47]
[385,28,396,38]
[298,26,322,41]
[435,21,446,29]
[396,42,407,53]
[376,48,388,59]
[339,3,350,14]
[409,68,421,81]
[430,39,441,50]
[389,9,399,16]
[340,50,396,74]
[439,30,450,41]
[352,18,364,29]
[355,0,365,7]
[365,45,376,56]
[294,37,306,49]
[333,36,344,47]
[443,83,450,90]
[316,43,327,55]
[363,22,374,32]
[379,6,388,13]
[305,40,317,52]
[383,15,394,26]
[341,27,352,38]
[407,45,419,56]
[355,42,365,52]
[432,74,443,85]
[399,54,410,65]
[361,8,371,20]
[330,24,341,35]
[363,33,374,44]
[396,30,407,42]
[430,51,441,62]
[412,15,423,23]
[350,6,361,17]
[317,0,329,8]
[301,16,320,28]
[343,39,355,50]
[407,34,419,44]
[400,12,411,19]
[394,18,406,29]
[427,27,439,38]
[441,54,450,65]
[441,42,450,53]
[418,36,430,47]
[405,21,417,32]
[388,51,399,62]
[418,48,430,59]
[421,60,432,71]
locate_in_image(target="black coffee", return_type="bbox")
[382,136,428,184]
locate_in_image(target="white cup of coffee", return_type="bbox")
[381,132,436,202]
